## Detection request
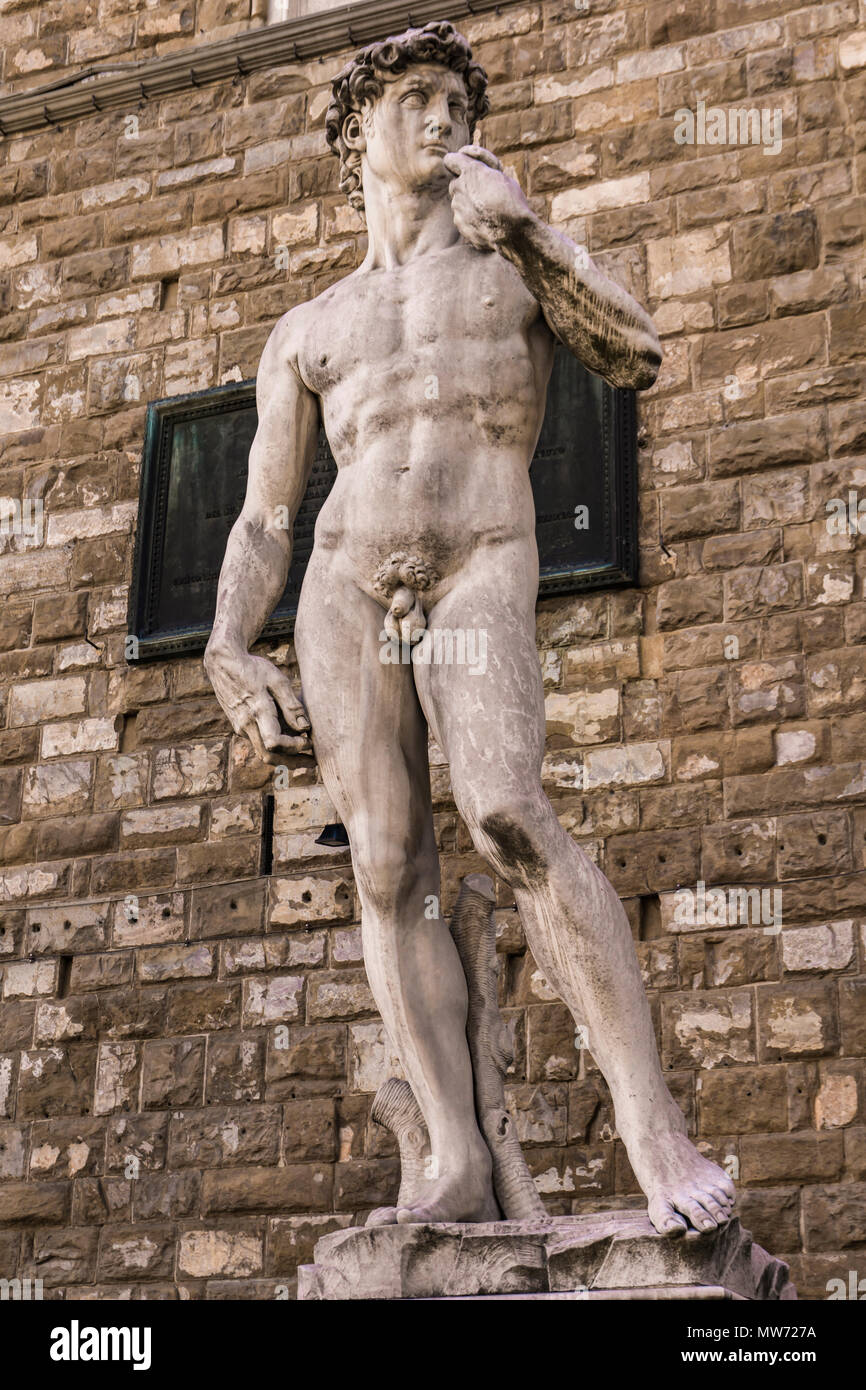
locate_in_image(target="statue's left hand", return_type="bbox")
[443,145,533,253]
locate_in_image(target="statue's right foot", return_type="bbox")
[366,1205,399,1226]
[396,1152,499,1225]
[367,1146,498,1226]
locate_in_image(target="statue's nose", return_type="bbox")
[429,100,453,137]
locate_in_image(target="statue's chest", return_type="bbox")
[300,255,531,394]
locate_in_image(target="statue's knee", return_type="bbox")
[352,839,424,918]
[464,793,550,885]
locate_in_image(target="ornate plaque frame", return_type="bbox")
[128,351,637,661]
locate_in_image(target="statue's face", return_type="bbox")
[355,63,471,194]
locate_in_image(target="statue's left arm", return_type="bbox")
[444,146,662,391]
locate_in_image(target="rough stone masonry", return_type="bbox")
[0,0,865,1299]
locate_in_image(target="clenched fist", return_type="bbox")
[443,145,533,253]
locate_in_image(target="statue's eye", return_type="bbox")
[450,103,467,120]
[402,91,426,106]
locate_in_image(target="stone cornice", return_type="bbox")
[0,0,508,137]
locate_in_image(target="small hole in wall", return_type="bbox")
[162,907,171,918]
[301,891,312,904]
[162,277,179,310]
[817,833,827,845]
[639,895,661,942]
[58,954,73,998]
[119,710,139,754]
[230,899,237,910]
[260,793,274,877]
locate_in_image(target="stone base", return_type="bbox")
[297,1212,796,1301]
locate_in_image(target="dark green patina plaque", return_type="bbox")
[128,348,636,661]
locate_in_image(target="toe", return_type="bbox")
[396,1204,429,1224]
[709,1184,735,1211]
[676,1196,719,1233]
[648,1197,687,1237]
[698,1194,729,1225]
[366,1206,398,1227]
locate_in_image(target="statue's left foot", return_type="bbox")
[629,1129,736,1237]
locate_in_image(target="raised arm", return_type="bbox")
[204,308,320,764]
[444,146,662,390]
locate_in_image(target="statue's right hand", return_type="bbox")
[204,643,312,765]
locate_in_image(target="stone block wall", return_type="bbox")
[0,0,269,92]
[0,0,865,1299]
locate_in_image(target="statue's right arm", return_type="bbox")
[204,308,320,764]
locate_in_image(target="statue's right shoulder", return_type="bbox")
[268,299,309,357]
[258,298,317,388]
[266,276,353,388]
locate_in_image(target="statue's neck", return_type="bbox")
[360,175,460,270]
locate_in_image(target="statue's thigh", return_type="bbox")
[413,570,546,796]
[294,555,433,853]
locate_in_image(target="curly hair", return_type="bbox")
[324,20,489,214]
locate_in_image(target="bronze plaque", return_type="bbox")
[128,348,636,661]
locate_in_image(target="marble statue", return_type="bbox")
[205,20,736,1238]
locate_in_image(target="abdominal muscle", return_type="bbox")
[313,434,539,609]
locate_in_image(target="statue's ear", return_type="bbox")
[342,111,365,152]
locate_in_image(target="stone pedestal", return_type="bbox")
[297,1212,796,1301]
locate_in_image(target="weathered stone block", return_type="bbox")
[699,1066,787,1134]
[202,1163,334,1215]
[97,1224,174,1281]
[757,980,840,1060]
[270,873,353,927]
[140,1037,205,1109]
[29,1116,105,1180]
[307,971,376,1022]
[178,1229,263,1279]
[662,991,755,1069]
[168,1105,281,1169]
[298,1214,794,1300]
